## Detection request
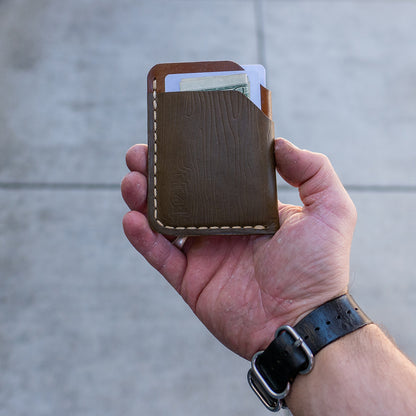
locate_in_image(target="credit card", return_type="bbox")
[165,64,266,110]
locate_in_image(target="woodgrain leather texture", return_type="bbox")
[147,61,279,236]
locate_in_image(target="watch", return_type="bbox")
[247,294,372,411]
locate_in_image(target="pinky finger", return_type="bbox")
[277,200,302,225]
[123,211,187,292]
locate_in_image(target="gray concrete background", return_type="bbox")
[0,0,415,415]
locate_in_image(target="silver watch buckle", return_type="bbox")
[247,325,314,412]
[275,325,314,375]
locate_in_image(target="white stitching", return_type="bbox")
[152,79,267,231]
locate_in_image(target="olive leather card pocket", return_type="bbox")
[147,61,279,236]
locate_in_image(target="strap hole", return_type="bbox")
[355,307,359,311]
[304,335,309,340]
[315,327,320,332]
[326,321,331,325]
[347,310,351,314]
[337,315,341,319]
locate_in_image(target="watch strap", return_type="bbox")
[255,327,312,394]
[294,293,372,355]
[248,294,372,411]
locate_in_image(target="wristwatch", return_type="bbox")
[247,294,372,411]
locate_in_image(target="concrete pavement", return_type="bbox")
[1,1,416,415]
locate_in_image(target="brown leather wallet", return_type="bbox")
[147,61,279,236]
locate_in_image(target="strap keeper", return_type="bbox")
[247,325,314,411]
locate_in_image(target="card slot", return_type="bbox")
[147,61,272,118]
[147,61,244,93]
[160,87,273,121]
[147,88,279,236]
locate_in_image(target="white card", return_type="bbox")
[164,64,266,110]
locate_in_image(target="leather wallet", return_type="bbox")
[147,61,279,236]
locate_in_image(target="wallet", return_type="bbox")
[147,60,279,236]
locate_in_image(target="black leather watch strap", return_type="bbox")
[294,293,372,355]
[248,294,372,411]
[256,328,311,394]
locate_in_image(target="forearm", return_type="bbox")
[286,324,416,415]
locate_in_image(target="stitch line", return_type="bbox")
[152,79,267,232]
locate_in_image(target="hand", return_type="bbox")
[121,138,357,360]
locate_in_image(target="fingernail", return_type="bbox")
[275,138,300,151]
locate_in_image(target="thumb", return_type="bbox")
[274,138,356,225]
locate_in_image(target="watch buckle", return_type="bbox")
[248,325,314,412]
[275,325,314,375]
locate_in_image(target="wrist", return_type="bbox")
[247,293,372,412]
[286,323,377,413]
[291,289,350,327]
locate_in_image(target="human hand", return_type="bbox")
[121,138,356,360]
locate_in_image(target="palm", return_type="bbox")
[179,204,350,359]
[122,140,356,360]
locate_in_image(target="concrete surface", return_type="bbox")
[0,1,415,415]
